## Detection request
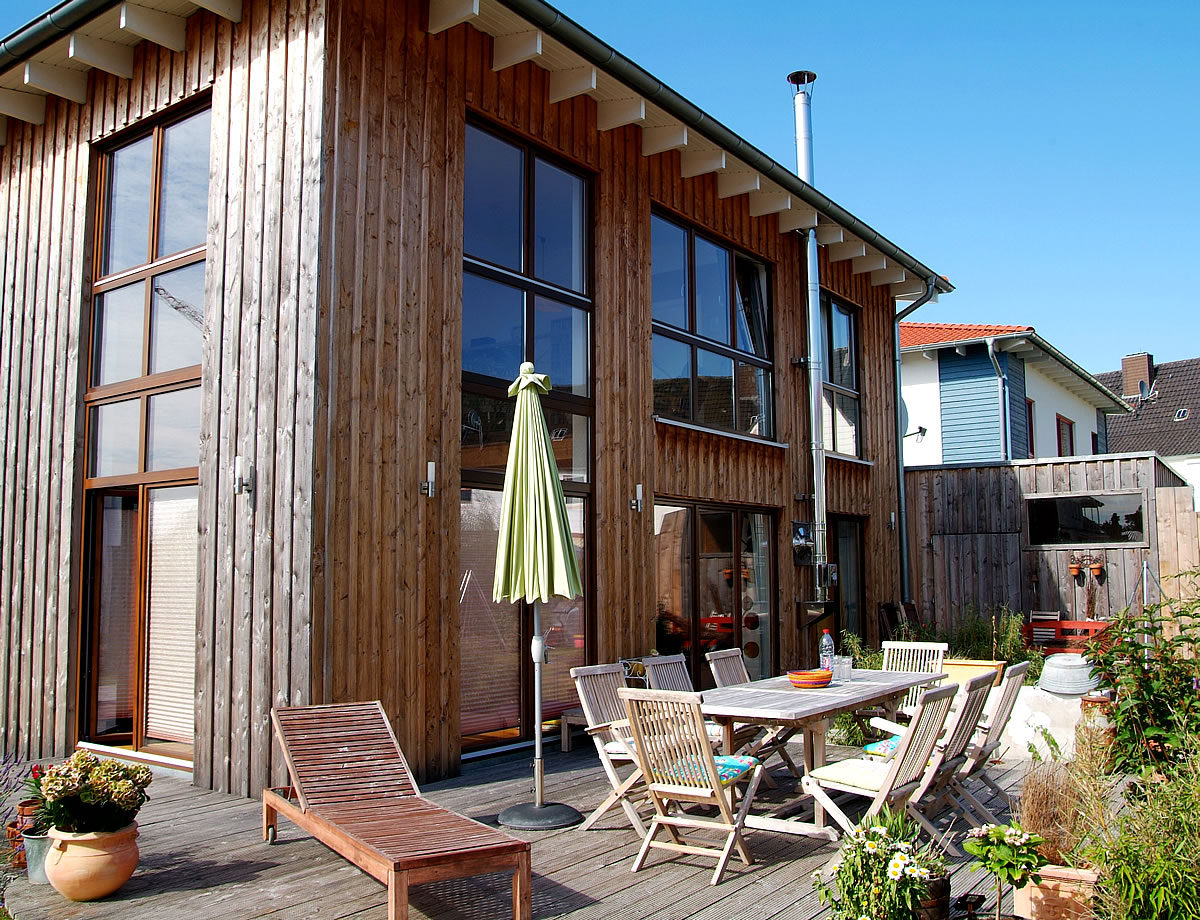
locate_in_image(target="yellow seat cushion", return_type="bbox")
[807,757,890,792]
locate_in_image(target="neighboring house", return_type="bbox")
[0,0,952,794]
[899,323,1128,466]
[1097,354,1200,510]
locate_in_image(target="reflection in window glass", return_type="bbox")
[652,335,691,420]
[533,160,586,293]
[694,236,730,344]
[464,125,523,271]
[736,361,772,437]
[103,135,154,276]
[94,493,138,735]
[823,389,860,456]
[651,216,688,328]
[150,262,206,374]
[147,387,201,470]
[695,349,734,431]
[462,273,524,380]
[741,512,773,680]
[533,297,588,397]
[157,110,212,258]
[1028,494,1145,545]
[653,505,693,659]
[460,393,589,482]
[828,303,856,390]
[90,400,141,477]
[735,257,769,358]
[92,283,145,386]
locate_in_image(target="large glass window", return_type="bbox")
[81,104,210,762]
[821,295,861,457]
[651,213,773,438]
[460,123,593,749]
[1028,493,1145,546]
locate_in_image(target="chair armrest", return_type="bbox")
[586,718,631,736]
[869,716,907,737]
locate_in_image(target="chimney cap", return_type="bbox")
[787,70,817,86]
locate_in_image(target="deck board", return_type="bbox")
[6,743,1026,919]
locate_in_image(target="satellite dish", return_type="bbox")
[1139,380,1149,401]
[899,396,910,435]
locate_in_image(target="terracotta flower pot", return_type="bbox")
[1089,563,1103,578]
[1013,865,1098,919]
[1068,564,1082,577]
[44,822,139,902]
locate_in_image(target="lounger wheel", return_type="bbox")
[266,824,276,844]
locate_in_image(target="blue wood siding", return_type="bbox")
[1007,355,1029,459]
[939,346,1003,462]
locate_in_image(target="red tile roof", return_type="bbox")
[899,322,1034,349]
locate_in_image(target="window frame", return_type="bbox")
[820,293,862,458]
[1026,398,1035,457]
[649,210,775,439]
[1026,489,1148,549]
[1056,414,1075,457]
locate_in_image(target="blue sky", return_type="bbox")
[4,0,1197,375]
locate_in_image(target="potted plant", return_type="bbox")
[1067,554,1083,578]
[962,822,1046,920]
[38,750,153,901]
[19,763,52,885]
[813,806,949,920]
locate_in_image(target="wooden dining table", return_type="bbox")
[701,668,945,838]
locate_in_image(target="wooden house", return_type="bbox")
[0,0,952,793]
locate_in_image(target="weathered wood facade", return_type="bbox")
[1,0,937,793]
[906,453,1199,629]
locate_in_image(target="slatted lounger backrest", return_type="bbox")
[272,701,420,811]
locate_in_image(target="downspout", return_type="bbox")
[894,278,938,604]
[790,71,828,604]
[986,337,1010,462]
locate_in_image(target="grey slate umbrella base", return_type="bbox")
[498,801,583,830]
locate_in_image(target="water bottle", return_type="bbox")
[819,629,835,672]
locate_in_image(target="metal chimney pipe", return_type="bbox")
[789,70,828,604]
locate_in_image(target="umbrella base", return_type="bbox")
[498,802,583,830]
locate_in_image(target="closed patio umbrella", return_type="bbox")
[494,362,584,830]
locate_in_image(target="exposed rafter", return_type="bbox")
[777,207,818,232]
[120,3,187,53]
[24,62,88,104]
[870,264,906,286]
[492,30,541,71]
[596,97,644,131]
[850,252,886,274]
[716,171,758,199]
[828,240,865,262]
[815,224,844,245]
[548,66,595,104]
[748,190,789,217]
[891,278,926,298]
[69,34,134,79]
[0,87,47,124]
[191,0,242,21]
[679,149,724,178]
[641,125,687,157]
[427,0,479,34]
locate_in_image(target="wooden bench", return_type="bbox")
[1021,620,1109,655]
[263,701,531,920]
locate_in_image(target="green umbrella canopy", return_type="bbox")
[493,362,584,605]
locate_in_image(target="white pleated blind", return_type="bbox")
[145,486,198,744]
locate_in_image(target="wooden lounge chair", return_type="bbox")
[704,648,801,778]
[800,684,957,836]
[570,663,648,835]
[618,687,764,885]
[263,701,531,920]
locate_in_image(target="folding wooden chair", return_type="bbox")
[705,648,800,778]
[570,663,648,835]
[263,702,531,920]
[881,641,949,716]
[800,684,957,837]
[618,687,765,885]
[948,660,1030,825]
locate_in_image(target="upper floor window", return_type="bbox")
[650,213,773,438]
[1056,414,1075,456]
[822,295,860,457]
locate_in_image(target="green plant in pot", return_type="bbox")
[963,822,1046,920]
[18,764,53,885]
[38,750,153,902]
[812,806,948,920]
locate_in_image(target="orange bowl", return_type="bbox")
[788,669,832,689]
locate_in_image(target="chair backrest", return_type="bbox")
[972,659,1030,761]
[272,701,419,810]
[914,673,995,801]
[705,648,750,688]
[618,687,720,797]
[882,640,949,713]
[643,654,694,691]
[570,663,628,729]
[879,684,957,802]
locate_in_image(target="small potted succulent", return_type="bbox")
[38,750,153,902]
[19,764,52,884]
[963,821,1047,920]
[812,806,948,920]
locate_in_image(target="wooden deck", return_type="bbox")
[7,740,1024,919]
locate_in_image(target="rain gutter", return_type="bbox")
[0,0,119,73]
[894,278,938,604]
[498,0,954,296]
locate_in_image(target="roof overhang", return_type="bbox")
[902,330,1131,413]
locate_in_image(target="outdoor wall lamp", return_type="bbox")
[233,455,254,495]
[630,483,643,512]
[419,461,436,498]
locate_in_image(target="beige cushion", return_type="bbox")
[604,738,636,757]
[807,757,890,792]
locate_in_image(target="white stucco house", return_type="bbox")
[899,323,1129,466]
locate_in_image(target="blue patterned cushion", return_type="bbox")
[863,734,902,758]
[663,753,760,786]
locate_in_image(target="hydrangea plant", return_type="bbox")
[962,821,1046,920]
[812,806,945,920]
[38,751,153,833]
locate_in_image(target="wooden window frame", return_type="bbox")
[1026,398,1035,457]
[820,293,862,458]
[649,210,775,439]
[1056,414,1075,457]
